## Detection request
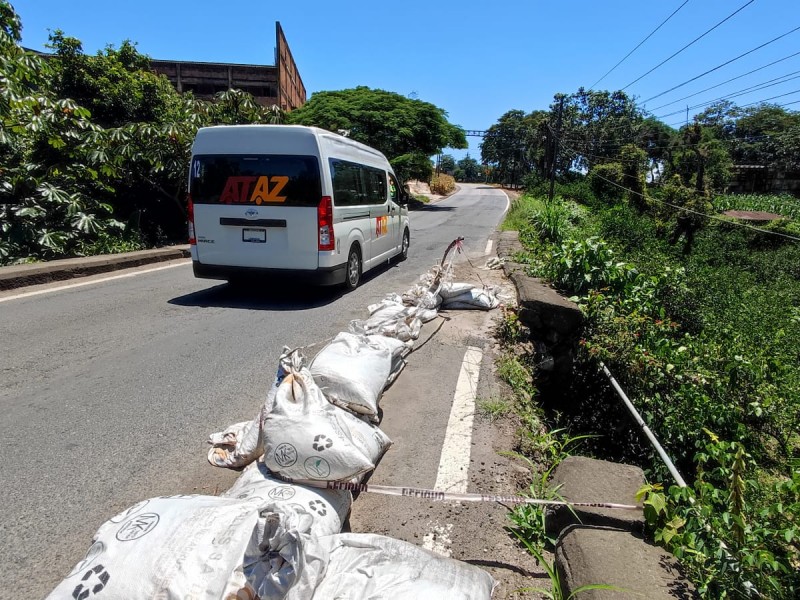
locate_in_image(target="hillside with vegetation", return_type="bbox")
[487,89,799,598]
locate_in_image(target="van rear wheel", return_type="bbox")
[344,245,362,290]
[400,229,410,261]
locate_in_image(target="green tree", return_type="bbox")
[286,86,466,162]
[619,144,648,209]
[456,154,481,182]
[46,32,179,128]
[481,109,549,187]
[637,117,676,182]
[667,124,732,193]
[558,88,645,171]
[438,153,455,173]
[390,152,433,183]
[0,1,128,263]
[727,104,800,169]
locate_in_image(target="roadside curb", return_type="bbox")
[0,245,191,291]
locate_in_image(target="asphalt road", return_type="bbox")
[0,183,509,598]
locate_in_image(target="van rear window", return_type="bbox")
[190,155,321,206]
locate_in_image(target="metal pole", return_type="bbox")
[600,363,687,488]
[548,95,564,203]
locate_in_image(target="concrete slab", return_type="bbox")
[556,526,698,599]
[545,456,645,538]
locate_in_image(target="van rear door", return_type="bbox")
[190,155,321,270]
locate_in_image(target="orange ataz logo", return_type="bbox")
[375,216,388,238]
[220,175,289,204]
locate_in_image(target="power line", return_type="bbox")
[667,95,800,127]
[589,0,691,91]
[655,74,800,119]
[641,24,800,104]
[648,50,800,112]
[622,0,756,91]
[561,134,774,157]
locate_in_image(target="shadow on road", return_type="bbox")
[169,261,399,311]
[168,280,344,311]
[409,204,456,212]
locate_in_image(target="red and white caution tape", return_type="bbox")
[276,477,640,511]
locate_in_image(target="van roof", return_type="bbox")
[192,124,389,163]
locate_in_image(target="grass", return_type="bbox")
[477,397,512,421]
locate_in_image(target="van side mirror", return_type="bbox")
[401,184,411,206]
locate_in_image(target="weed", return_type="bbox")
[477,397,511,422]
[510,528,623,599]
[505,430,596,554]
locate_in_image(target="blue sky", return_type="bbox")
[13,1,800,160]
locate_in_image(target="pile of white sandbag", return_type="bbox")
[49,490,495,600]
[48,239,504,600]
[349,263,501,344]
[208,349,393,483]
[310,332,409,418]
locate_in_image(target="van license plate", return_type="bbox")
[242,228,266,243]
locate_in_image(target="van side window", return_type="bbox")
[330,160,362,206]
[363,167,387,204]
[388,174,400,203]
[330,160,388,206]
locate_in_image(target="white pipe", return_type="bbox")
[600,362,687,488]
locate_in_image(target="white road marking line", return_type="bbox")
[499,189,511,216]
[422,522,454,557]
[0,261,189,303]
[435,346,482,494]
[484,239,493,255]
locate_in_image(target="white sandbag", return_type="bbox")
[278,533,496,600]
[401,283,442,310]
[439,282,478,300]
[207,353,291,469]
[349,303,423,342]
[262,364,392,481]
[440,286,500,310]
[243,504,323,600]
[46,495,274,600]
[223,460,352,537]
[367,293,405,315]
[310,332,408,416]
[417,307,439,323]
[207,417,264,468]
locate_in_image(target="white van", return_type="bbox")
[187,125,410,288]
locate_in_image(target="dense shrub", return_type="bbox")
[589,163,625,202]
[506,191,800,598]
[429,173,456,195]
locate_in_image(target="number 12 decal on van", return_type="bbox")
[188,125,411,290]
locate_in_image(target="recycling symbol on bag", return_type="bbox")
[308,499,327,516]
[72,565,110,600]
[312,434,333,452]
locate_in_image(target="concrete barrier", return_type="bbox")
[0,246,190,290]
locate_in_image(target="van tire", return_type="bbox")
[400,229,410,261]
[344,244,362,290]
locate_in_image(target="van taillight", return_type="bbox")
[187,195,196,245]
[318,195,334,251]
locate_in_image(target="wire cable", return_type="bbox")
[655,76,800,120]
[648,50,800,112]
[622,0,756,90]
[641,24,800,103]
[589,0,691,91]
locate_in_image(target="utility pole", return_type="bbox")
[548,94,565,203]
[686,105,689,127]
